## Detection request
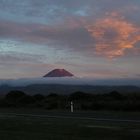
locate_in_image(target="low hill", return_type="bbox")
[0,84,140,96]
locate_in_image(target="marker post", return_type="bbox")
[71,101,74,113]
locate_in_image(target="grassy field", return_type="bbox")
[0,109,140,140]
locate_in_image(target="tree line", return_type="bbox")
[0,90,140,111]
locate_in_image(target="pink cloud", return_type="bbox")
[86,12,140,58]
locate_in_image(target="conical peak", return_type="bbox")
[43,69,74,77]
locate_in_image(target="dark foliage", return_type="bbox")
[46,93,59,98]
[33,94,45,101]
[2,90,140,111]
[69,91,93,101]
[6,90,26,101]
[19,95,36,105]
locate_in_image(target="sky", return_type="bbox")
[0,0,140,79]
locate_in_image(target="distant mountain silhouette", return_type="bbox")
[43,69,74,77]
[0,84,140,95]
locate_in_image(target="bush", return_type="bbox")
[33,94,45,101]
[5,90,26,102]
[19,95,36,105]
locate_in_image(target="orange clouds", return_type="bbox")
[86,13,140,58]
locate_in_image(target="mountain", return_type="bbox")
[43,69,74,77]
[0,84,140,96]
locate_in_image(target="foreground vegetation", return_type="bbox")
[1,90,140,111]
[0,90,139,140]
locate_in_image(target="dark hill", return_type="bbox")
[0,84,139,96]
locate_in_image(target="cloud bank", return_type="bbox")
[0,77,140,87]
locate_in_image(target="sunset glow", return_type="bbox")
[0,0,139,80]
[87,13,140,58]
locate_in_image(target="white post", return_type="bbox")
[71,101,74,113]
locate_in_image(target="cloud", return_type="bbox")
[0,77,140,87]
[0,19,94,54]
[86,12,140,58]
[0,12,140,59]
[0,0,140,59]
[0,52,43,65]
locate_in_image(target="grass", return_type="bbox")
[0,109,140,140]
